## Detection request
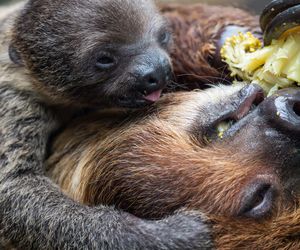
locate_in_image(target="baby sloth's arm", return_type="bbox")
[0,86,212,249]
[0,0,214,248]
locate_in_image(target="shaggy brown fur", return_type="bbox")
[48,84,300,250]
[160,3,260,89]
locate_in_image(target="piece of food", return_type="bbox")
[221,31,300,95]
[216,121,233,139]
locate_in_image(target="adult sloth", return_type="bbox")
[48,83,300,249]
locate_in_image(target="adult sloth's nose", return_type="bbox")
[260,88,300,133]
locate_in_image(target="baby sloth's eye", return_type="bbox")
[96,53,117,70]
[158,31,172,47]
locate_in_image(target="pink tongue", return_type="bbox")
[144,89,162,102]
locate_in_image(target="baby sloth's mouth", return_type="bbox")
[143,89,163,102]
[116,88,164,108]
[117,73,169,108]
[139,77,168,103]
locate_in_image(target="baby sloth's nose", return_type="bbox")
[260,88,300,133]
[135,52,172,102]
[139,65,171,92]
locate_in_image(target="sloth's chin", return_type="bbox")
[116,96,153,108]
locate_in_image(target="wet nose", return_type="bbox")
[260,88,300,133]
[138,65,171,94]
[135,53,172,96]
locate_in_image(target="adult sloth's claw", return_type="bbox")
[260,1,300,45]
[260,0,300,31]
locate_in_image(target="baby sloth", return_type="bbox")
[1,0,213,249]
[48,83,300,249]
[9,0,172,108]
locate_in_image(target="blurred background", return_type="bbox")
[0,0,271,14]
[0,0,17,5]
[160,0,270,14]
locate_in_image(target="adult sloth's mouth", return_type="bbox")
[222,87,300,140]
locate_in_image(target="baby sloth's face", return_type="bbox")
[12,0,172,108]
[49,83,300,223]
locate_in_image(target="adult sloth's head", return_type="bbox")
[10,0,172,108]
[48,83,300,249]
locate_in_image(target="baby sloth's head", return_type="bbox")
[10,0,172,108]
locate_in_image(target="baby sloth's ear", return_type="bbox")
[9,44,23,66]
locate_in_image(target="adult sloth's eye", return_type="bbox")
[215,120,235,139]
[207,99,257,141]
[96,53,116,70]
[204,118,235,143]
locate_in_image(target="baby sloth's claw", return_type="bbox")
[260,0,300,31]
[262,2,300,45]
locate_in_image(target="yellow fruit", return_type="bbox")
[221,31,300,94]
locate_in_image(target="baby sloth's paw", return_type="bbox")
[136,210,213,250]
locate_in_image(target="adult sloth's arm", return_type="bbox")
[0,85,212,249]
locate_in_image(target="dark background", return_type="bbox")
[0,0,19,5]
[0,0,271,14]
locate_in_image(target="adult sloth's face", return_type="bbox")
[48,83,300,222]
